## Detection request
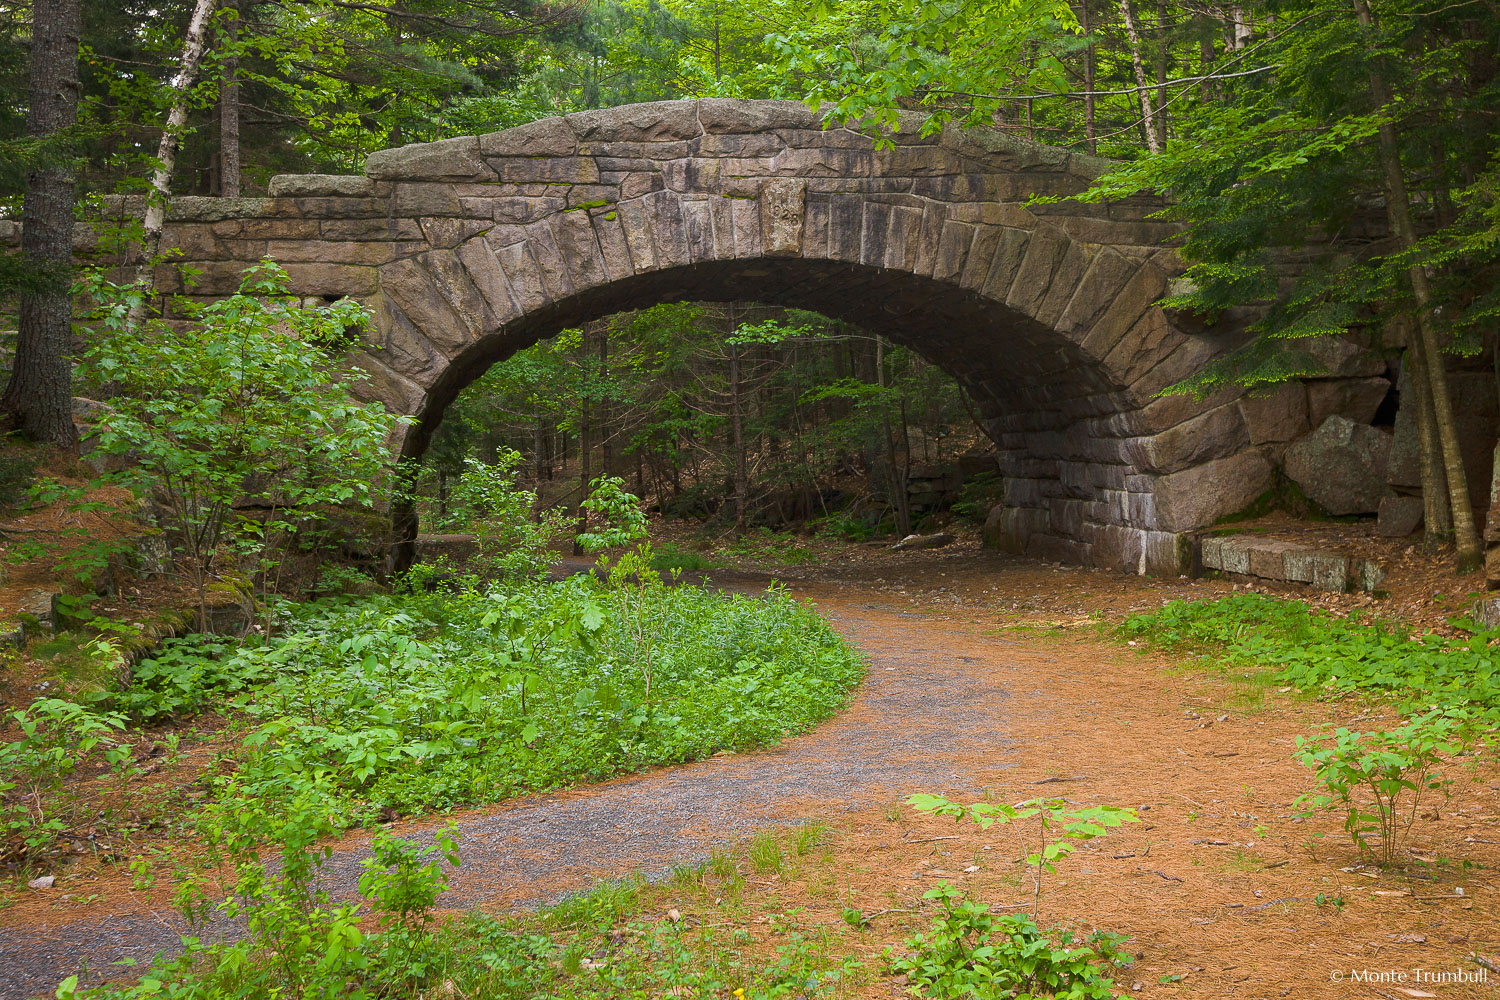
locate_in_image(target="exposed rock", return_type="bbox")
[1301,336,1386,378]
[1237,383,1309,444]
[17,588,56,631]
[415,533,478,565]
[1306,376,1391,428]
[267,174,375,198]
[891,532,955,551]
[1200,533,1384,593]
[1474,597,1500,630]
[27,876,54,891]
[1149,450,1274,533]
[1284,415,1394,515]
[366,136,491,182]
[1377,496,1424,537]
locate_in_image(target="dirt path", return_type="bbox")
[3,555,1497,999]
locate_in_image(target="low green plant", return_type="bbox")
[1117,594,1500,718]
[907,794,1138,922]
[120,573,863,827]
[0,696,131,864]
[649,543,721,573]
[1294,711,1465,868]
[888,882,1133,999]
[750,831,784,874]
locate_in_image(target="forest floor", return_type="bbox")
[1,540,1497,999]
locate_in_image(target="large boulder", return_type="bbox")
[1284,415,1394,515]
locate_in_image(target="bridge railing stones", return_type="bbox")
[3,98,1395,577]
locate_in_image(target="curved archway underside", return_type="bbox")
[157,98,1276,574]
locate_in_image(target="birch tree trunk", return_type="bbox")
[2,0,83,445]
[1352,0,1481,569]
[219,0,240,198]
[127,0,218,329]
[1118,0,1161,153]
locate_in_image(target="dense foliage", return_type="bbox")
[127,577,863,822]
[424,305,978,536]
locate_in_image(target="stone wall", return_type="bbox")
[6,99,1384,574]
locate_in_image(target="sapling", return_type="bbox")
[906,793,1138,922]
[1294,710,1466,868]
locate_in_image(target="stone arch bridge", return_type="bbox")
[146,99,1283,575]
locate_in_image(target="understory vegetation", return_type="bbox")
[1120,594,1500,868]
[137,577,863,822]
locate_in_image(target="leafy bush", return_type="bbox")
[1295,712,1464,867]
[124,576,864,824]
[889,883,1132,999]
[435,451,571,579]
[907,795,1137,923]
[0,695,131,864]
[78,261,405,629]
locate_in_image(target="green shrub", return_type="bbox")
[889,883,1132,999]
[123,576,864,825]
[1294,711,1465,867]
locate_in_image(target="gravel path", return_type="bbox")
[0,587,1020,999]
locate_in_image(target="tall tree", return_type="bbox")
[127,0,217,328]
[2,0,84,446]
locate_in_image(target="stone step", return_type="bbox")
[1199,533,1384,593]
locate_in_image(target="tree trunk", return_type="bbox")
[574,323,598,552]
[127,0,218,329]
[1353,0,1482,570]
[1153,0,1170,148]
[219,0,240,198]
[1405,335,1453,550]
[1119,0,1161,153]
[1080,0,1096,152]
[1,0,83,446]
[877,338,912,536]
[727,305,748,534]
[598,321,614,477]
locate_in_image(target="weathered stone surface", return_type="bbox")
[366,136,491,181]
[761,178,806,255]
[568,101,702,143]
[479,117,577,158]
[1306,376,1390,427]
[1238,383,1309,444]
[1149,450,1274,532]
[1284,415,1394,515]
[1301,335,1387,378]
[268,174,375,198]
[1377,495,1424,537]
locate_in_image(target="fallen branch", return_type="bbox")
[902,835,961,844]
[1244,896,1314,911]
[1145,870,1183,882]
